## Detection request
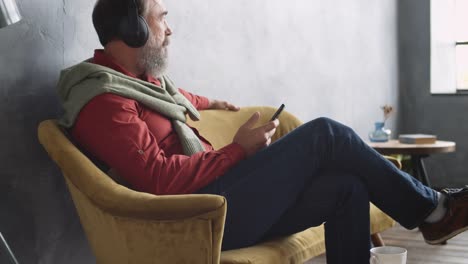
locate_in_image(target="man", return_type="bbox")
[56,0,468,263]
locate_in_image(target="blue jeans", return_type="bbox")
[196,117,438,263]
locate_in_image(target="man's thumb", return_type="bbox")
[243,112,260,128]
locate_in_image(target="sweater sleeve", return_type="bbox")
[178,88,210,110]
[71,93,245,195]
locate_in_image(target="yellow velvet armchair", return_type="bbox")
[38,106,396,264]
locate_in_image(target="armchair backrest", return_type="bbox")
[187,106,303,150]
[37,106,303,211]
[37,106,303,222]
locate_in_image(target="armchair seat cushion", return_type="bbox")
[220,204,393,264]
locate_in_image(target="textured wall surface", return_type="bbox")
[398,0,468,188]
[0,0,397,263]
[166,0,399,135]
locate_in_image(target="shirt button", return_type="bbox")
[138,150,144,155]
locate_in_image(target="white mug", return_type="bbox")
[370,246,407,264]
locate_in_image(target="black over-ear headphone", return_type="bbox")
[119,0,149,48]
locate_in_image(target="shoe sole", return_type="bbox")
[424,225,468,245]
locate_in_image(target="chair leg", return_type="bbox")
[371,233,385,247]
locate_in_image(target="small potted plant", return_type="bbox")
[369,105,394,142]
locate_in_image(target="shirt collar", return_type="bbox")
[92,49,161,86]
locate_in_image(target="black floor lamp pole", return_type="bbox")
[0,232,19,264]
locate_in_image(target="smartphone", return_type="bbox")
[270,104,285,121]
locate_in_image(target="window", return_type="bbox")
[430,0,468,94]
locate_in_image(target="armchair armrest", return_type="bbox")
[64,178,226,264]
[72,171,227,221]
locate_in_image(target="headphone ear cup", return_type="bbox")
[119,15,149,48]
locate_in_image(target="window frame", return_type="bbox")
[429,0,468,95]
[455,41,468,91]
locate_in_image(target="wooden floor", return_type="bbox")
[305,224,468,263]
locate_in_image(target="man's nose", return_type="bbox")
[165,22,173,36]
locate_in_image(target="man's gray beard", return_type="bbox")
[137,45,168,78]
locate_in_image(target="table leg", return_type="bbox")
[411,155,431,187]
[371,233,385,247]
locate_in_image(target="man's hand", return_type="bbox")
[233,112,280,157]
[208,99,240,111]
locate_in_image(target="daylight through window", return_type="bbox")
[455,0,468,90]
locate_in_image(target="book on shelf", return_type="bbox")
[398,134,437,144]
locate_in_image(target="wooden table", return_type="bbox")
[368,140,456,187]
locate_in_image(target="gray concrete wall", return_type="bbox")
[0,0,398,263]
[398,0,468,188]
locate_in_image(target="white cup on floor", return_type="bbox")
[370,246,407,264]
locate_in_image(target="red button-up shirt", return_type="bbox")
[70,50,246,195]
